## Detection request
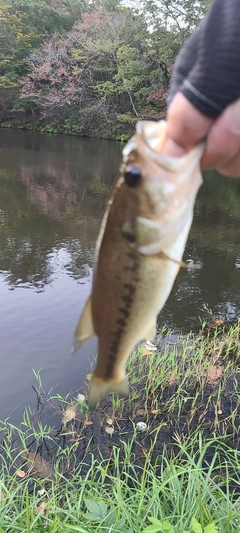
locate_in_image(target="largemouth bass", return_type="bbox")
[74,120,204,410]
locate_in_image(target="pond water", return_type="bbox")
[0,129,240,422]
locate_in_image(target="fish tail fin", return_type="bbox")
[88,376,129,411]
[72,295,95,353]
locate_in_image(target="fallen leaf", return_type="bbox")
[62,404,77,424]
[77,393,85,402]
[216,401,223,415]
[151,409,158,415]
[16,470,26,478]
[136,421,147,432]
[143,349,152,356]
[68,437,79,442]
[207,365,224,382]
[105,426,114,435]
[21,451,55,480]
[38,489,46,496]
[144,341,157,351]
[209,318,224,328]
[38,501,47,515]
[85,420,93,426]
[136,409,146,416]
[106,417,114,425]
[167,373,177,386]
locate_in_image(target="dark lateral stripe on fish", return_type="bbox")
[103,266,139,380]
[123,266,141,284]
[105,343,121,379]
[123,265,136,272]
[104,328,126,380]
[104,362,115,380]
[126,250,136,260]
[123,283,136,296]
[118,307,131,318]
[111,327,125,339]
[117,318,127,327]
[121,294,133,305]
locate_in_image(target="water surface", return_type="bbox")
[0,130,240,420]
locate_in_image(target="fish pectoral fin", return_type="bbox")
[88,376,129,411]
[144,321,157,341]
[158,251,202,270]
[72,295,95,354]
[126,218,202,268]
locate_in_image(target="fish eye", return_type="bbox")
[124,166,142,187]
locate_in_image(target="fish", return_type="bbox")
[73,119,204,411]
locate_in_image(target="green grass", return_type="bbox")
[1,323,240,532]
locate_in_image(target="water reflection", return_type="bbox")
[0,130,123,419]
[160,171,240,330]
[0,129,240,419]
[0,130,240,312]
[0,130,121,290]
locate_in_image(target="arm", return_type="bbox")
[164,0,240,176]
[168,0,240,118]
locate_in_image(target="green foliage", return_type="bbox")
[0,0,210,136]
[116,113,137,124]
[143,517,218,533]
[83,498,127,529]
[1,0,72,36]
[39,123,58,134]
[143,517,175,533]
[64,112,84,133]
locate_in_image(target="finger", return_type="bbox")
[216,152,240,177]
[165,92,213,153]
[201,98,240,176]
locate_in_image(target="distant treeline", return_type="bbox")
[0,0,210,139]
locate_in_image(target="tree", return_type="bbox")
[0,0,75,119]
[0,0,212,136]
[20,6,169,129]
[130,0,211,62]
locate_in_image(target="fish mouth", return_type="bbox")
[123,120,205,173]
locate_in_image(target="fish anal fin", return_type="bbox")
[88,376,129,411]
[144,321,157,341]
[72,295,95,353]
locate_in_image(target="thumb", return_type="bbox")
[163,92,213,157]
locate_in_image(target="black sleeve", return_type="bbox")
[167,0,240,118]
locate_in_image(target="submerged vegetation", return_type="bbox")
[0,0,211,139]
[1,322,240,532]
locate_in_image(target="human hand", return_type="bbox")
[164,93,240,177]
